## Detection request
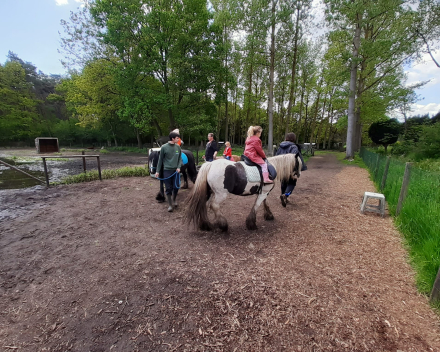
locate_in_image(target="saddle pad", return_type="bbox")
[181,152,188,165]
[238,161,261,183]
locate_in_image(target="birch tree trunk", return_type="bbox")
[267,0,277,155]
[346,20,361,159]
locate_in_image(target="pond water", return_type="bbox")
[0,157,72,190]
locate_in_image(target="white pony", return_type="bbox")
[185,154,302,232]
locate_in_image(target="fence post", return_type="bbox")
[97,156,102,181]
[42,157,50,187]
[396,162,412,216]
[82,150,87,173]
[381,156,391,191]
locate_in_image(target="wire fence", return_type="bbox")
[359,147,440,296]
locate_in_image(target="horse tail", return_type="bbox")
[182,150,197,183]
[185,162,212,230]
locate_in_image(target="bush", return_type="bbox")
[415,122,440,160]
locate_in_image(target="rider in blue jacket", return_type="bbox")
[275,132,307,207]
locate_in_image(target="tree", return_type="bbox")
[368,119,401,153]
[0,61,39,142]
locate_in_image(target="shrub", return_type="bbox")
[415,122,440,160]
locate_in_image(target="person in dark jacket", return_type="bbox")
[275,132,307,207]
[203,133,218,162]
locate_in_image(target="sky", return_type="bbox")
[0,0,439,118]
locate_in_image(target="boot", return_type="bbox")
[263,171,273,184]
[280,194,287,207]
[172,193,178,208]
[166,194,173,212]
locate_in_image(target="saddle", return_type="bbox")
[240,155,277,182]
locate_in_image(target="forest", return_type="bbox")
[1,0,439,159]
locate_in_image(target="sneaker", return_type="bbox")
[280,194,287,207]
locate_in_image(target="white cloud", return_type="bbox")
[410,103,440,117]
[55,0,69,5]
[405,51,440,86]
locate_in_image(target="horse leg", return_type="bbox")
[156,180,166,202]
[263,199,274,221]
[209,191,229,232]
[246,192,269,230]
[181,169,188,189]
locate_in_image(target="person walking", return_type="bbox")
[275,132,307,207]
[155,131,182,212]
[244,126,273,183]
[203,133,218,162]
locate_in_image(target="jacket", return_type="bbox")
[223,147,232,158]
[244,135,266,164]
[156,142,182,171]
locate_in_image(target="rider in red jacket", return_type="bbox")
[244,126,273,183]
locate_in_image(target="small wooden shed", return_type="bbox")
[35,137,59,153]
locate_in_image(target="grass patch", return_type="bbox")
[46,158,69,161]
[359,147,440,296]
[108,146,149,154]
[99,149,110,154]
[59,148,86,153]
[58,166,149,185]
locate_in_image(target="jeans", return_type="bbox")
[163,169,179,196]
[281,178,297,196]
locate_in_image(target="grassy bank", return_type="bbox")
[360,148,440,295]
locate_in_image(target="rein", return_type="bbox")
[156,171,181,189]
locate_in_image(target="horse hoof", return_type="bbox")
[264,213,274,221]
[200,221,213,231]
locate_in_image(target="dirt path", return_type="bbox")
[1,153,439,351]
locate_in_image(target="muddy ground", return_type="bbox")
[1,153,440,351]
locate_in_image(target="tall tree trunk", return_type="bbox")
[327,106,335,149]
[136,128,142,149]
[152,118,162,137]
[267,0,277,155]
[285,6,301,137]
[297,75,306,142]
[224,24,229,143]
[346,19,361,159]
[303,94,309,142]
[309,80,323,144]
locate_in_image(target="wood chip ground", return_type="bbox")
[1,153,439,351]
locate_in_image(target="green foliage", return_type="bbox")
[414,122,440,160]
[0,61,39,142]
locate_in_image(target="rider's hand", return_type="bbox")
[176,168,180,173]
[155,172,159,178]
